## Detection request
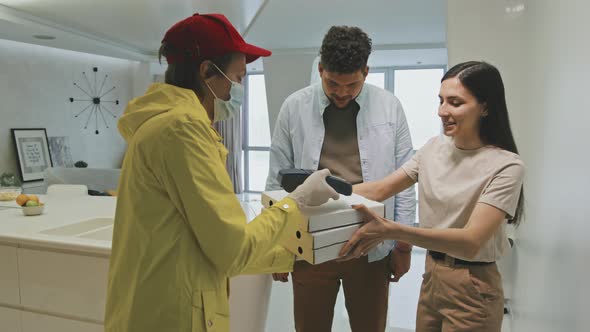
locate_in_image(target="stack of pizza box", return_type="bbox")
[262,190,384,264]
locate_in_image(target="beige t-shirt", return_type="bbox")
[318,102,363,185]
[401,136,525,262]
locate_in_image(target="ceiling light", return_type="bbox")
[504,1,525,18]
[33,35,56,40]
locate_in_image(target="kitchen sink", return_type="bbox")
[40,217,113,241]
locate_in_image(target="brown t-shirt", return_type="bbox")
[401,136,525,262]
[318,102,363,184]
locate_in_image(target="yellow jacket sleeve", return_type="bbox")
[159,117,299,277]
[239,244,294,275]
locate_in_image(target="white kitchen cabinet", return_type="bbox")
[0,306,22,332]
[1,195,274,332]
[21,311,102,332]
[0,244,20,306]
[229,275,272,332]
[17,248,109,322]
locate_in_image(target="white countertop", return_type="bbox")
[0,195,116,256]
[0,194,262,257]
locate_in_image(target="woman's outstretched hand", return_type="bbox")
[338,204,400,260]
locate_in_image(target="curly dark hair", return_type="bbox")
[319,26,372,73]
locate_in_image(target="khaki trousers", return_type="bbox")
[291,255,390,332]
[416,254,504,332]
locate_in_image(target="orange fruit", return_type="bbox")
[16,194,29,206]
[28,195,40,203]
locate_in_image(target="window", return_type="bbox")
[242,73,271,192]
[365,71,386,89]
[394,68,444,149]
[368,67,445,150]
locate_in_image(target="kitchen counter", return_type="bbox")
[0,195,115,256]
[0,194,261,256]
[0,194,269,332]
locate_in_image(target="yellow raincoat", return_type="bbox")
[105,83,300,331]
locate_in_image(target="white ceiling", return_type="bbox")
[0,0,446,61]
[246,0,446,49]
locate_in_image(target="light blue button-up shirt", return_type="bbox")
[265,82,416,262]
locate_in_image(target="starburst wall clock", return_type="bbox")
[69,67,120,135]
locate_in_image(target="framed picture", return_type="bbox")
[11,128,53,182]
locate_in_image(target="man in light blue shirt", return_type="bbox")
[265,26,416,332]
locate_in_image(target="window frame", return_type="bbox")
[242,71,271,193]
[370,65,447,96]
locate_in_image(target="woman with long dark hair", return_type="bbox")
[340,61,525,331]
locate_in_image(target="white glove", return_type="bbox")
[287,169,340,208]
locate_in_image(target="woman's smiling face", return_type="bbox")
[438,77,488,141]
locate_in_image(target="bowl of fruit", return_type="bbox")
[15,194,45,216]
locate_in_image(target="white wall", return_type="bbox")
[512,1,590,330]
[263,51,318,134]
[370,48,447,68]
[446,1,528,136]
[447,1,590,331]
[0,39,151,181]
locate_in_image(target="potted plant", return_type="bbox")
[0,172,22,201]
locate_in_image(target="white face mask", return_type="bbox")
[205,63,244,122]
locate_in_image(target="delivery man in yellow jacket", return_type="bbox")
[104,13,339,332]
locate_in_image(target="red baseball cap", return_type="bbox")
[162,13,271,64]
